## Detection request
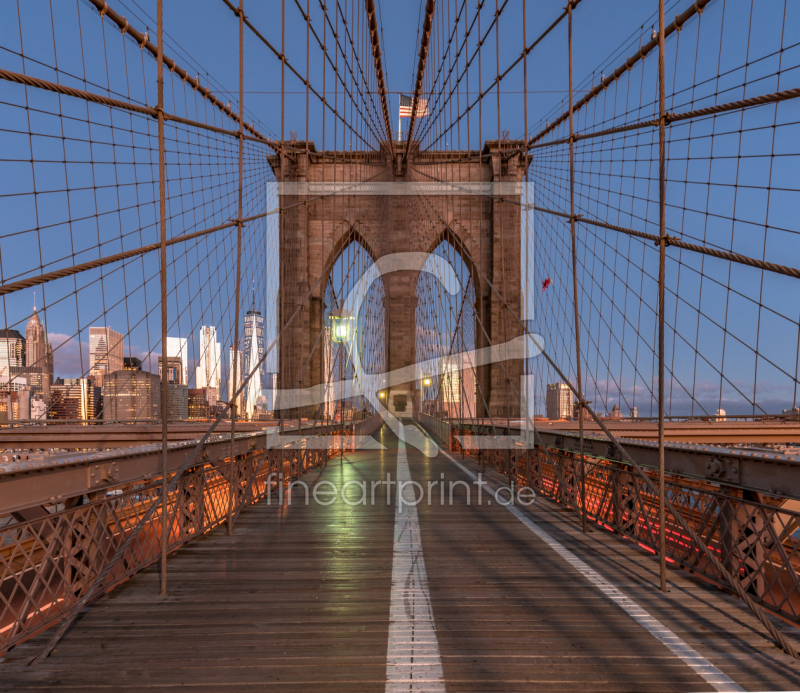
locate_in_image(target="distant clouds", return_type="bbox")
[48,332,156,380]
[47,333,89,380]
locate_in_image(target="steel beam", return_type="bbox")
[0,422,277,450]
[537,429,800,501]
[0,427,335,516]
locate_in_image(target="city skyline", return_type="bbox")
[0,306,272,421]
[5,311,268,393]
[4,302,800,418]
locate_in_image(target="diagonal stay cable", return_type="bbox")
[219,0,376,151]
[523,0,713,151]
[421,0,581,152]
[408,164,800,280]
[2,166,391,297]
[404,0,437,159]
[86,0,268,141]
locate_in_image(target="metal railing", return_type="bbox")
[414,412,451,448]
[451,426,800,626]
[0,415,385,655]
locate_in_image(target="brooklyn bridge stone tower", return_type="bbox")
[269,139,529,419]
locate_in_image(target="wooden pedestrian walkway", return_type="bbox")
[1,424,799,692]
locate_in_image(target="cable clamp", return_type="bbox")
[654,235,679,247]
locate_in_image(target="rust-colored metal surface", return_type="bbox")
[0,421,277,450]
[451,418,800,445]
[534,419,800,444]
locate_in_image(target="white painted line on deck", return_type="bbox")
[439,447,743,693]
[385,423,446,692]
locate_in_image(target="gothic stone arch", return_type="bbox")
[268,140,528,419]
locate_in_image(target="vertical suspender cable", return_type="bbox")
[228,0,246,535]
[657,0,668,592]
[522,0,530,480]
[306,0,312,461]
[495,0,511,482]
[567,0,587,534]
[279,0,286,475]
[157,0,170,593]
[477,2,484,462]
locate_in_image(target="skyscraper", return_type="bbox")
[0,389,31,421]
[228,346,243,411]
[51,378,102,420]
[440,354,476,418]
[243,325,260,419]
[164,383,188,421]
[546,382,572,420]
[158,356,184,384]
[89,326,124,386]
[265,371,278,413]
[441,361,461,405]
[196,325,221,401]
[102,370,160,421]
[25,305,53,398]
[187,388,210,419]
[243,291,265,392]
[166,337,189,386]
[0,330,25,372]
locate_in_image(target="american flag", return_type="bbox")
[399,94,429,118]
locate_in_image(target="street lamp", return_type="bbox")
[328,304,354,463]
[421,376,431,414]
[329,306,354,344]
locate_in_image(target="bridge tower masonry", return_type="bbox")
[268,140,529,420]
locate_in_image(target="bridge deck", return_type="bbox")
[2,424,799,692]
